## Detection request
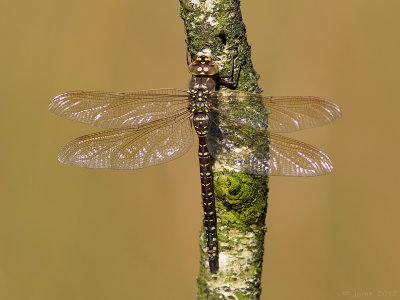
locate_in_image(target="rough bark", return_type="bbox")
[179,1,269,299]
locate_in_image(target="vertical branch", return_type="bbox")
[180,0,269,299]
[180,0,261,93]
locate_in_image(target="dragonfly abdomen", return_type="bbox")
[197,134,219,273]
[194,110,218,272]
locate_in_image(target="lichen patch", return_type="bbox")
[189,0,200,7]
[204,0,216,11]
[206,16,218,26]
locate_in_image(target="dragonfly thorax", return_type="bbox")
[189,89,212,113]
[188,76,217,91]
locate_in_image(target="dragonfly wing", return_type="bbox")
[267,133,333,176]
[207,117,333,176]
[58,113,193,169]
[49,88,189,129]
[214,90,341,132]
[213,90,269,129]
[263,96,342,132]
[207,115,270,175]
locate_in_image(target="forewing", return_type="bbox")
[58,114,193,169]
[213,90,269,129]
[49,88,189,129]
[215,90,341,133]
[208,117,333,176]
[263,96,342,132]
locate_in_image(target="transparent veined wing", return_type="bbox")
[267,133,333,176]
[207,119,270,175]
[207,117,333,176]
[214,90,342,133]
[58,112,193,169]
[263,96,341,133]
[49,88,189,129]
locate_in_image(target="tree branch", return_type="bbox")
[180,0,269,298]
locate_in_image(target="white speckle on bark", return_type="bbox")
[216,54,225,62]
[190,0,200,7]
[213,145,250,173]
[206,16,218,26]
[195,14,205,23]
[205,0,216,11]
[198,48,212,57]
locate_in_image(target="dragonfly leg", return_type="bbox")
[220,53,238,79]
[220,55,245,89]
[185,40,192,66]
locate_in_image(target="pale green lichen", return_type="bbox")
[206,16,218,26]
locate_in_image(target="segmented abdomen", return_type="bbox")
[194,113,219,273]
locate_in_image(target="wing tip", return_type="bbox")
[48,91,72,113]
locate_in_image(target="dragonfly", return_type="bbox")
[49,50,341,273]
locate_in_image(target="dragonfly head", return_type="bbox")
[189,51,219,76]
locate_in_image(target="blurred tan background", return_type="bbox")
[0,0,399,299]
